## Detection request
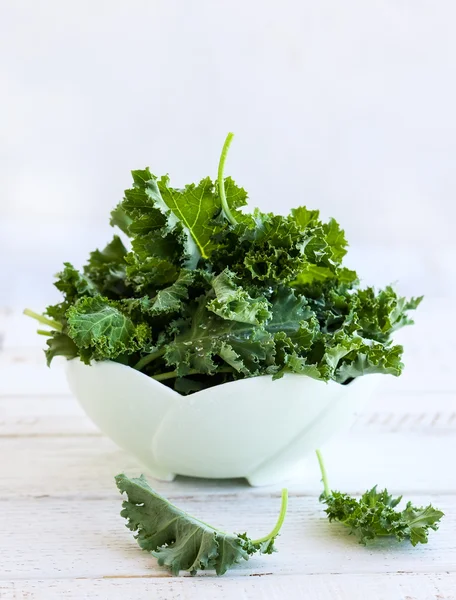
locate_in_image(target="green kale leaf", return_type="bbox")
[208,269,271,325]
[83,235,130,297]
[45,332,79,366]
[67,296,151,362]
[115,473,288,576]
[316,450,443,546]
[321,488,443,546]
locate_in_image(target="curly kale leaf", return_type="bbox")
[163,287,320,379]
[208,269,271,325]
[113,169,235,267]
[83,235,130,297]
[351,287,423,343]
[115,473,287,576]
[67,296,151,362]
[122,270,196,318]
[45,332,79,366]
[163,298,274,377]
[45,262,97,322]
[321,488,444,546]
[316,450,443,546]
[334,342,404,382]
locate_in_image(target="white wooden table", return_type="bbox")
[1,299,455,600]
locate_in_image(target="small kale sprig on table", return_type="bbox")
[25,133,422,393]
[115,473,288,576]
[316,450,444,546]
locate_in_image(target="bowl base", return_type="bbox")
[142,464,176,483]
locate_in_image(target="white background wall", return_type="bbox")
[1,0,455,305]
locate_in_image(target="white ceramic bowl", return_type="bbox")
[66,360,378,486]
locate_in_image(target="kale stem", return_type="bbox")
[251,489,288,545]
[151,366,234,382]
[218,132,237,226]
[152,369,178,381]
[36,329,53,336]
[23,309,62,332]
[133,348,166,371]
[316,449,331,497]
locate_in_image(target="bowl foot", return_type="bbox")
[135,456,176,483]
[145,468,176,483]
[247,468,296,487]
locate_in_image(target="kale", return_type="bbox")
[25,133,421,393]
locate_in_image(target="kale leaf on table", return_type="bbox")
[316,450,444,546]
[25,134,422,393]
[321,487,444,546]
[115,473,288,576]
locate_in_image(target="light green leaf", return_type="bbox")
[290,206,320,229]
[155,175,222,260]
[149,270,195,315]
[208,269,271,325]
[268,287,316,346]
[218,341,250,375]
[110,203,132,234]
[404,504,446,546]
[125,253,179,292]
[323,218,348,264]
[67,296,149,359]
[334,343,404,383]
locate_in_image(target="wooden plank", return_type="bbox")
[351,392,456,433]
[0,395,97,436]
[0,435,248,499]
[0,494,452,580]
[1,431,455,498]
[0,358,68,396]
[1,573,456,600]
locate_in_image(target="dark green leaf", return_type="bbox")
[45,332,79,366]
[84,235,129,297]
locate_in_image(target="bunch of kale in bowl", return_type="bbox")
[26,134,421,394]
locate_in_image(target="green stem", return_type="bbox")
[37,329,53,336]
[133,348,166,371]
[316,449,331,497]
[152,369,179,381]
[23,309,62,332]
[251,488,288,545]
[218,132,237,226]
[152,367,234,382]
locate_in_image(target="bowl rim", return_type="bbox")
[65,357,363,402]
